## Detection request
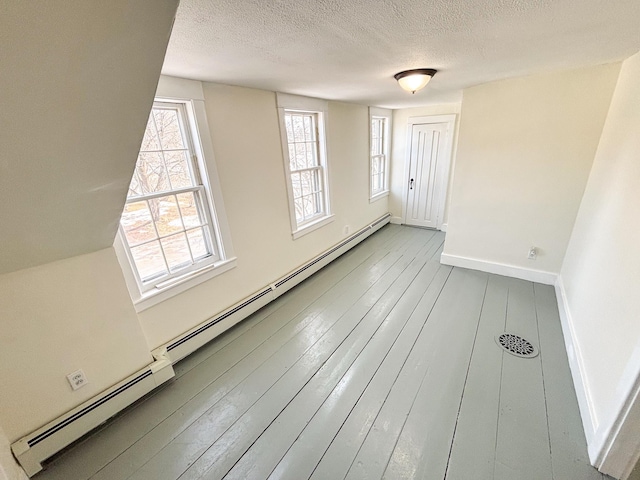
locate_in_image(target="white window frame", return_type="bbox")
[276,93,333,239]
[369,107,392,202]
[115,76,236,312]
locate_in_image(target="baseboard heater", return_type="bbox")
[11,213,390,477]
[153,213,391,364]
[11,355,174,477]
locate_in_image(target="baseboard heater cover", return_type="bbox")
[11,357,174,477]
[153,213,391,364]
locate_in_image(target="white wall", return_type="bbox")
[138,82,388,348]
[0,78,388,445]
[389,104,461,224]
[559,51,640,474]
[442,64,620,278]
[0,249,152,442]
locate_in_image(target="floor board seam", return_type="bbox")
[534,283,555,480]
[443,274,489,480]
[263,237,445,480]
[176,231,440,479]
[342,261,451,479]
[305,248,441,480]
[379,265,454,479]
[492,286,509,480]
[95,245,409,479]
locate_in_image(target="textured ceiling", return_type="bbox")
[162,0,640,108]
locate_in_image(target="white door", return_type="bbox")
[404,122,449,229]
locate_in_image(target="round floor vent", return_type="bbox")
[495,333,539,358]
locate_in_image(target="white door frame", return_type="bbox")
[400,114,456,230]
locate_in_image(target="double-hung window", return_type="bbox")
[277,94,333,238]
[117,90,235,309]
[369,107,391,201]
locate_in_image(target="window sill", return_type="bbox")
[369,191,390,203]
[292,214,335,240]
[132,257,237,313]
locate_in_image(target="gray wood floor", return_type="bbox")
[37,225,609,480]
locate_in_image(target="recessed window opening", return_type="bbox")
[370,116,387,196]
[284,111,326,226]
[119,101,220,291]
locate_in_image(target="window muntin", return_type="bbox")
[370,116,388,197]
[284,111,327,227]
[120,101,219,290]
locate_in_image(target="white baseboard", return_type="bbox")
[439,223,448,232]
[556,276,640,480]
[439,253,557,285]
[594,376,640,479]
[390,216,403,225]
[554,276,598,445]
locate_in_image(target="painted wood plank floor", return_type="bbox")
[37,225,610,480]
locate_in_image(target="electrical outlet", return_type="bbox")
[528,247,537,260]
[67,369,88,391]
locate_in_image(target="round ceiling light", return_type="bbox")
[394,68,438,94]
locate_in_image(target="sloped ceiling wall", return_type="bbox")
[0,0,179,274]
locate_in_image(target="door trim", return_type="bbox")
[401,114,456,230]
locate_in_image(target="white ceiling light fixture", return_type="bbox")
[394,68,437,94]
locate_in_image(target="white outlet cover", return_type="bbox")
[67,369,88,391]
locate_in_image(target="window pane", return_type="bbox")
[292,115,305,142]
[153,108,185,150]
[294,198,304,223]
[291,172,302,199]
[132,152,170,195]
[285,115,294,143]
[288,145,297,172]
[303,195,314,218]
[140,115,161,151]
[187,228,210,260]
[121,201,157,246]
[165,151,193,189]
[294,142,306,170]
[128,172,142,197]
[161,232,192,272]
[305,142,317,167]
[371,118,385,156]
[131,241,167,281]
[177,192,204,229]
[153,195,183,236]
[303,115,313,141]
[300,170,312,197]
[372,157,380,174]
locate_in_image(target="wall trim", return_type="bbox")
[594,375,640,479]
[554,276,598,444]
[556,275,640,479]
[440,223,448,232]
[390,216,403,225]
[439,253,557,285]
